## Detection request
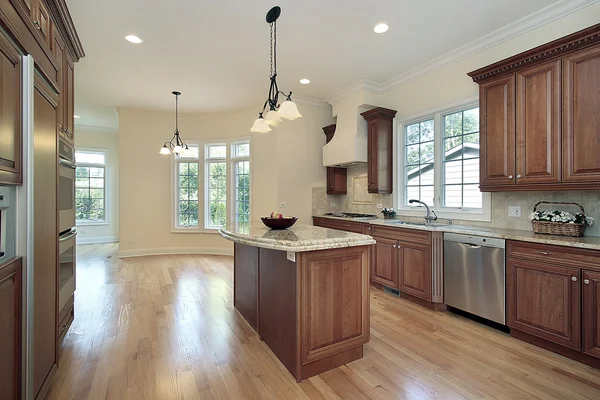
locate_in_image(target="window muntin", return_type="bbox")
[442,107,481,209]
[75,150,106,223]
[178,162,199,227]
[404,119,435,207]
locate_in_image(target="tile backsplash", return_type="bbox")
[313,165,600,237]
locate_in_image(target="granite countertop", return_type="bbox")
[219,223,375,252]
[313,215,600,251]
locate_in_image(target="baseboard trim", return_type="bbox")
[76,236,119,244]
[117,247,234,258]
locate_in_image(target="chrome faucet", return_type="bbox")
[409,199,438,222]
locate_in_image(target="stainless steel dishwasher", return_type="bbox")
[444,233,506,325]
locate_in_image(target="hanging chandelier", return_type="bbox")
[250,6,302,134]
[160,91,189,156]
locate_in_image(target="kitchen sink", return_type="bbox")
[383,220,450,228]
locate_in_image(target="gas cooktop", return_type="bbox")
[324,212,378,220]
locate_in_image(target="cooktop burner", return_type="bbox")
[324,212,378,219]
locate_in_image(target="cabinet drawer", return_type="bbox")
[312,217,365,234]
[507,240,600,269]
[372,225,431,245]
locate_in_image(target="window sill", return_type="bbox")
[76,221,109,227]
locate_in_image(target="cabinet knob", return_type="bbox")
[393,245,397,248]
[571,276,578,282]
[584,279,590,285]
[508,175,513,179]
[33,20,41,29]
[516,174,522,179]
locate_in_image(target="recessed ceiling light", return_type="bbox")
[373,23,389,34]
[125,34,143,44]
[74,115,81,119]
[300,78,311,85]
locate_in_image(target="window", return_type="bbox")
[398,105,489,220]
[75,150,107,223]
[173,139,251,231]
[442,107,481,209]
[404,119,435,206]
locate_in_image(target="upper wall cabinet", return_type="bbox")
[469,23,600,192]
[0,30,23,185]
[361,107,397,194]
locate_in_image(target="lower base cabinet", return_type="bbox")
[583,270,600,358]
[507,240,600,367]
[0,258,22,400]
[373,238,397,288]
[398,242,432,301]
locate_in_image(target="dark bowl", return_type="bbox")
[261,217,298,230]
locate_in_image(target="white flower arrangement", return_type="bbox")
[381,207,396,217]
[528,209,594,226]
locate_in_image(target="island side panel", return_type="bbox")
[234,243,259,330]
[297,245,371,380]
[258,248,298,379]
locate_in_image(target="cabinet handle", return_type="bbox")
[571,276,578,282]
[584,279,590,285]
[392,245,396,248]
[536,251,553,256]
[33,20,41,29]
[508,175,513,179]
[516,174,522,179]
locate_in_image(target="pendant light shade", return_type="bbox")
[264,109,282,125]
[173,145,183,154]
[278,99,302,120]
[159,145,171,155]
[250,114,272,133]
[250,6,302,133]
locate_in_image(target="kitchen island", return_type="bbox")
[219,223,375,381]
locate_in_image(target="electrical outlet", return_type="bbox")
[128,240,136,244]
[376,204,383,209]
[508,206,522,218]
[279,202,286,208]
[80,229,88,234]
[330,202,336,207]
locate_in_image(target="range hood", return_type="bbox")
[323,104,371,167]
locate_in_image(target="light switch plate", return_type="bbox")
[279,202,286,208]
[376,204,383,209]
[287,251,296,262]
[508,206,522,218]
[330,202,336,207]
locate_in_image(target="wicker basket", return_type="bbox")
[531,201,586,237]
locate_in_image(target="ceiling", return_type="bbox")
[67,0,561,130]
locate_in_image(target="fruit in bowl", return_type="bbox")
[262,212,298,229]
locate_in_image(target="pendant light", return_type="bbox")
[160,91,189,156]
[250,6,302,133]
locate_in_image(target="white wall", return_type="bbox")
[118,102,332,257]
[74,128,120,243]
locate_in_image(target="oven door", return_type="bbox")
[59,158,76,233]
[58,229,77,310]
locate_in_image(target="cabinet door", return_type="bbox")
[32,82,58,397]
[583,270,600,359]
[0,31,23,185]
[64,52,75,143]
[367,120,378,193]
[53,32,65,135]
[516,60,561,185]
[563,46,600,183]
[0,258,22,400]
[397,242,432,301]
[34,0,51,46]
[326,167,347,195]
[372,237,397,288]
[479,75,516,188]
[507,258,580,350]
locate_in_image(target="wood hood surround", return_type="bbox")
[322,103,371,167]
[468,23,600,192]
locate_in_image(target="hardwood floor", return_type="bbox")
[46,244,600,400]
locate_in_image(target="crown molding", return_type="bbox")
[75,124,119,134]
[293,95,331,108]
[327,0,599,103]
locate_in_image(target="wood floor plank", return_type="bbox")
[45,243,600,400]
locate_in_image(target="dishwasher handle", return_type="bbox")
[460,243,482,249]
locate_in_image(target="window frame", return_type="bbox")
[75,148,109,226]
[231,141,251,225]
[204,143,228,230]
[394,100,491,222]
[171,137,252,233]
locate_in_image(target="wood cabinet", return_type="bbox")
[63,50,75,143]
[33,77,58,399]
[312,217,366,234]
[507,257,581,350]
[469,23,600,191]
[563,45,600,183]
[360,107,397,194]
[398,242,432,301]
[322,124,346,195]
[583,270,600,359]
[373,237,397,288]
[0,30,23,185]
[0,258,22,400]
